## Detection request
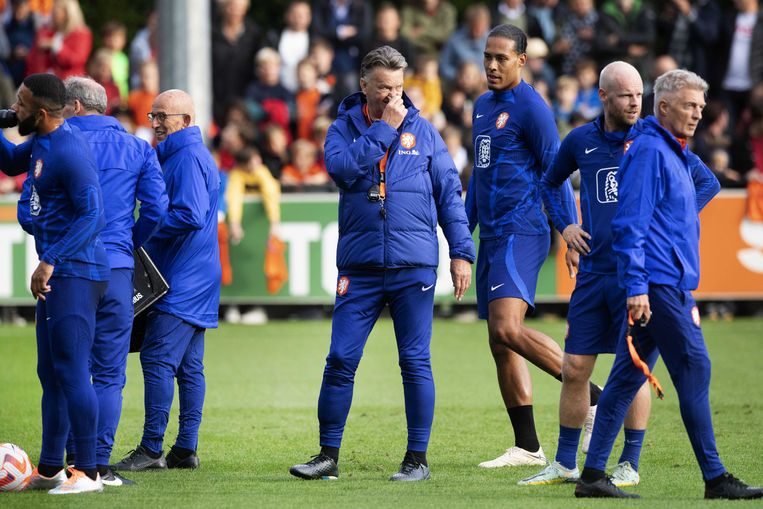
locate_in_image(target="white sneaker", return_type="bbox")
[518,461,580,485]
[48,469,103,495]
[611,461,640,487]
[225,305,241,324]
[478,446,547,468]
[23,467,67,490]
[240,307,268,325]
[582,404,597,454]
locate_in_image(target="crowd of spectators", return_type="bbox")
[1,0,762,201]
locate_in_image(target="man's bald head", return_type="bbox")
[150,89,195,142]
[598,61,643,131]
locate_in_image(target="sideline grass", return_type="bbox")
[1,318,762,508]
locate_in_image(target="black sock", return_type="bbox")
[706,472,728,488]
[581,467,606,482]
[170,446,195,459]
[589,382,602,406]
[38,463,64,478]
[82,468,98,481]
[320,446,339,464]
[555,372,563,382]
[407,450,428,467]
[97,464,109,476]
[507,405,540,453]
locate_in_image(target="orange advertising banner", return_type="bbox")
[555,190,763,299]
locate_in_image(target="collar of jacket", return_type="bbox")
[593,114,643,139]
[66,114,126,133]
[337,91,420,132]
[156,125,203,163]
[643,115,688,156]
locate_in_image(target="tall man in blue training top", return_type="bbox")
[113,89,221,472]
[290,45,475,482]
[520,61,653,487]
[0,73,109,495]
[59,77,168,485]
[575,70,763,499]
[466,24,595,468]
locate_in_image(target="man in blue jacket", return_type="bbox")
[0,73,109,494]
[466,24,593,470]
[523,61,653,487]
[576,70,762,499]
[113,89,221,472]
[290,45,475,482]
[56,77,167,485]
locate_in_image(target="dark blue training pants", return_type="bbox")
[584,285,725,480]
[318,268,437,452]
[37,276,107,471]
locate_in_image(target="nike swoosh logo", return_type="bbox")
[421,284,435,291]
[491,283,505,291]
[585,147,598,154]
[476,114,484,118]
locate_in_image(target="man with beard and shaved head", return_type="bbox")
[0,73,109,495]
[521,61,652,488]
[113,89,221,473]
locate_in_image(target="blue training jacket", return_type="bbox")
[542,116,641,275]
[144,126,221,328]
[325,92,475,270]
[465,80,577,239]
[612,116,720,297]
[0,122,109,281]
[19,115,168,270]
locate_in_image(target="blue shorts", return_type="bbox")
[565,271,627,355]
[476,233,549,319]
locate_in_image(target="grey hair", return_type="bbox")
[360,45,407,80]
[64,76,107,114]
[653,69,708,116]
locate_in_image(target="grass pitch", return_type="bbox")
[1,317,762,508]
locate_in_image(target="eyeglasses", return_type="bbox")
[147,112,187,122]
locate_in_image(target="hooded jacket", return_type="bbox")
[324,91,475,270]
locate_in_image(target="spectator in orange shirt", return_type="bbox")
[280,138,330,191]
[295,58,322,140]
[128,59,159,143]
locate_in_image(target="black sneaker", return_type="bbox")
[111,445,167,471]
[289,454,339,480]
[705,473,763,500]
[389,454,430,481]
[166,447,200,469]
[101,468,135,486]
[575,476,640,498]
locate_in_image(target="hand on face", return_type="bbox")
[381,95,407,130]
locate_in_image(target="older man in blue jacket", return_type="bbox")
[575,70,763,500]
[113,89,221,473]
[290,45,475,482]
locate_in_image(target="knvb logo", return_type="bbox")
[30,185,41,216]
[596,167,618,204]
[475,135,491,168]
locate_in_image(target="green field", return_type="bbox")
[1,317,762,508]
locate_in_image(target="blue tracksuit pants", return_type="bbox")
[139,310,206,453]
[584,284,726,480]
[36,276,107,471]
[318,268,437,452]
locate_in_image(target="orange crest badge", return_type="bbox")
[34,159,43,178]
[337,276,350,296]
[624,139,634,153]
[400,132,416,149]
[496,112,510,129]
[691,306,701,327]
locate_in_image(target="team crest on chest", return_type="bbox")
[337,276,350,296]
[623,139,634,153]
[496,112,510,129]
[400,132,416,149]
[691,306,701,327]
[33,159,43,178]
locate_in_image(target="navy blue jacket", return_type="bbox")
[325,92,475,270]
[612,116,720,296]
[542,116,641,274]
[19,115,168,270]
[0,122,109,281]
[144,126,221,328]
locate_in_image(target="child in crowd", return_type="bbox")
[573,58,602,120]
[87,48,122,114]
[404,55,442,120]
[553,75,579,135]
[127,59,159,143]
[280,139,330,191]
[260,123,290,180]
[295,58,322,141]
[101,20,129,100]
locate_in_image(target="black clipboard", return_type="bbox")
[130,247,169,352]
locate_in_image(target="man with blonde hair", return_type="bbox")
[575,70,762,499]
